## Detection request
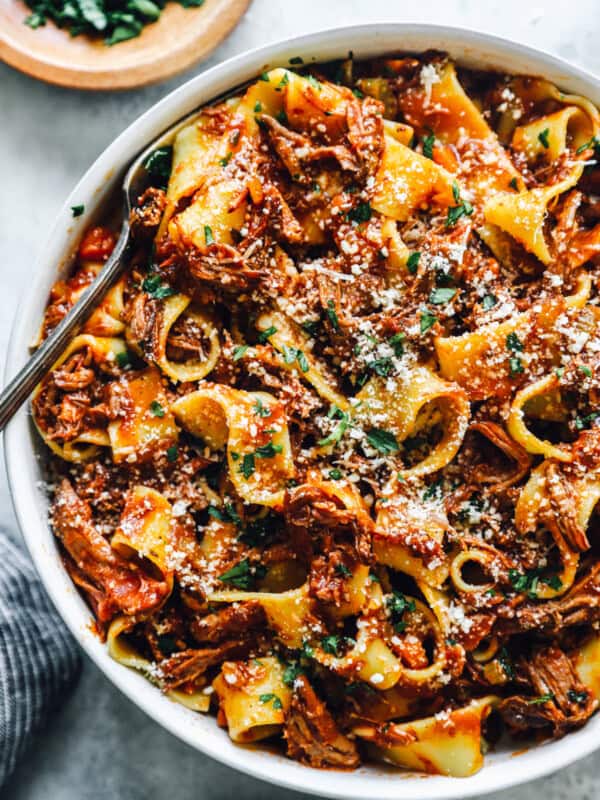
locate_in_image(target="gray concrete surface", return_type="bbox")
[1,0,600,797]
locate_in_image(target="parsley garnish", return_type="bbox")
[166,445,178,462]
[509,568,562,598]
[253,101,262,113]
[259,71,270,82]
[446,181,474,227]
[258,325,277,343]
[255,442,283,458]
[406,251,421,274]
[498,647,515,679]
[204,225,214,245]
[149,400,165,418]
[366,428,399,454]
[318,407,349,447]
[429,287,457,305]
[116,350,131,369]
[239,453,255,478]
[422,133,435,159]
[326,299,339,331]
[232,345,248,361]
[276,109,289,125]
[335,563,352,578]
[420,309,437,333]
[578,365,592,378]
[509,356,524,376]
[218,558,266,589]
[253,398,271,418]
[389,332,405,357]
[482,294,497,310]
[506,332,523,352]
[347,202,372,224]
[575,412,600,431]
[142,272,175,299]
[567,689,589,704]
[144,146,173,188]
[219,152,232,167]
[328,468,343,480]
[538,128,550,149]
[259,692,283,709]
[509,177,519,190]
[423,479,443,501]
[71,204,84,217]
[576,135,600,155]
[386,589,416,632]
[282,345,309,373]
[528,693,554,705]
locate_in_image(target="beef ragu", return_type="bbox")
[31,52,600,777]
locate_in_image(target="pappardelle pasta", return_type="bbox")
[33,52,600,777]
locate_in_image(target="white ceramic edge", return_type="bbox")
[5,23,600,800]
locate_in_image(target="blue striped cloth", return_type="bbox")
[0,532,80,785]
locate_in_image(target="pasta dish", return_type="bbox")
[32,52,600,777]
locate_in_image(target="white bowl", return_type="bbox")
[5,23,600,800]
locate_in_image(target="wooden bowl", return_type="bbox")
[0,0,250,90]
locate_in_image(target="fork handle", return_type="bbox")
[0,224,129,432]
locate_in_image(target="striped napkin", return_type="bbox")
[0,532,80,785]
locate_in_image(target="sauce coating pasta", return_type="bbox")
[33,52,600,777]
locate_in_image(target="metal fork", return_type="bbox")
[0,108,203,432]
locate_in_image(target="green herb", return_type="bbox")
[352,87,364,98]
[219,152,232,167]
[278,72,290,88]
[144,146,173,188]
[239,453,255,479]
[232,345,248,361]
[567,689,589,704]
[347,202,372,224]
[301,641,315,659]
[555,367,565,379]
[509,568,562,598]
[255,442,283,458]
[302,320,320,337]
[149,400,165,418]
[208,503,241,527]
[237,513,277,547]
[307,75,321,90]
[276,109,289,125]
[259,71,270,82]
[576,135,600,155]
[326,299,339,331]
[579,365,592,378]
[506,332,523,352]
[369,357,394,377]
[253,398,271,418]
[71,204,85,217]
[254,101,262,113]
[335,563,352,578]
[423,479,443,501]
[483,294,497,310]
[282,663,303,686]
[498,647,515,679]
[429,287,457,305]
[389,332,405,357]
[422,133,435,159]
[328,468,343,480]
[538,128,550,149]
[528,693,554,705]
[142,272,175,299]
[24,12,45,28]
[446,182,474,227]
[366,428,399,454]
[259,692,283,709]
[204,225,214,246]
[420,309,437,333]
[258,325,277,343]
[166,445,178,462]
[116,350,131,369]
[575,412,600,431]
[282,345,309,373]
[386,589,416,632]
[509,177,519,190]
[318,408,350,447]
[218,558,266,590]
[406,251,421,274]
[509,357,524,376]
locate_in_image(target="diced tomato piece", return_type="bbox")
[78,226,117,261]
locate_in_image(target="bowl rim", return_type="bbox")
[5,22,600,800]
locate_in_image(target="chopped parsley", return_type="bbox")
[446,181,474,227]
[429,287,457,305]
[509,177,519,190]
[321,634,354,656]
[326,299,339,331]
[253,398,271,418]
[218,558,266,590]
[422,478,443,501]
[366,428,399,454]
[576,135,600,155]
[166,445,178,462]
[509,356,524,376]
[208,502,242,527]
[347,201,372,224]
[528,693,554,705]
[144,146,173,188]
[328,468,343,480]
[483,294,497,310]
[254,101,262,113]
[276,109,289,126]
[406,251,421,274]
[422,133,435,159]
[509,568,562,598]
[318,407,349,447]
[116,350,131,368]
[538,128,550,149]
[335,563,352,578]
[258,325,277,343]
[239,453,255,479]
[386,589,416,632]
[259,692,283,709]
[282,662,303,686]
[578,365,592,378]
[498,647,515,680]
[255,442,283,458]
[142,272,175,299]
[219,152,232,167]
[259,71,270,82]
[71,204,84,217]
[567,689,589,705]
[575,412,600,431]
[232,345,248,361]
[389,332,405,357]
[506,332,524,352]
[149,400,165,418]
[204,225,214,246]
[420,309,437,333]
